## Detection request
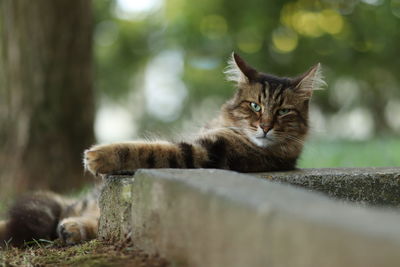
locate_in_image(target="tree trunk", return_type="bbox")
[0,0,95,201]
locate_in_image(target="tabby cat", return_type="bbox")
[0,53,324,246]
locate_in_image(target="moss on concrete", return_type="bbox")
[99,169,400,267]
[257,167,400,206]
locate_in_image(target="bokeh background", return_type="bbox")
[93,0,400,165]
[1,0,399,208]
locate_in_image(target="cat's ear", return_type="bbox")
[224,52,258,84]
[293,63,326,97]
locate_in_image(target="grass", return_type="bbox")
[299,138,400,168]
[0,239,168,267]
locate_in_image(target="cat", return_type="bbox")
[84,53,324,175]
[0,53,324,246]
[0,190,100,246]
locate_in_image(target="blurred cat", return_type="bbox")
[0,53,324,246]
[0,190,100,246]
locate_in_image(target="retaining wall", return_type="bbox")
[98,168,400,267]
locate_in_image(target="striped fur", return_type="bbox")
[85,53,324,175]
[0,188,100,247]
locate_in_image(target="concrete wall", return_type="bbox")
[99,168,400,267]
[257,167,400,206]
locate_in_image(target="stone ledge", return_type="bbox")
[256,167,400,206]
[99,168,400,267]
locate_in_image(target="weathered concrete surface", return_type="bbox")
[98,177,134,242]
[256,167,400,206]
[99,169,400,267]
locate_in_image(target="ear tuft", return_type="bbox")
[224,52,258,85]
[295,63,326,93]
[298,63,327,90]
[224,52,249,84]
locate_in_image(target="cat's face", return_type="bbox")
[223,53,324,148]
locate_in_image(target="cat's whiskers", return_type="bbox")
[273,133,305,146]
[286,135,305,145]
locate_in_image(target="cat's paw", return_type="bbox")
[84,145,121,176]
[57,218,91,245]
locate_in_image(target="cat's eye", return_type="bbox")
[250,102,261,112]
[278,109,291,116]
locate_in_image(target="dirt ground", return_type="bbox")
[0,239,169,267]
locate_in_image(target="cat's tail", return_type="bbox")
[0,192,66,247]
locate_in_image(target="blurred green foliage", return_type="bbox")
[299,138,400,167]
[93,0,400,137]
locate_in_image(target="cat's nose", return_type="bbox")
[260,124,272,134]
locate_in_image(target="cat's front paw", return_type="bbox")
[84,145,121,176]
[57,218,96,245]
